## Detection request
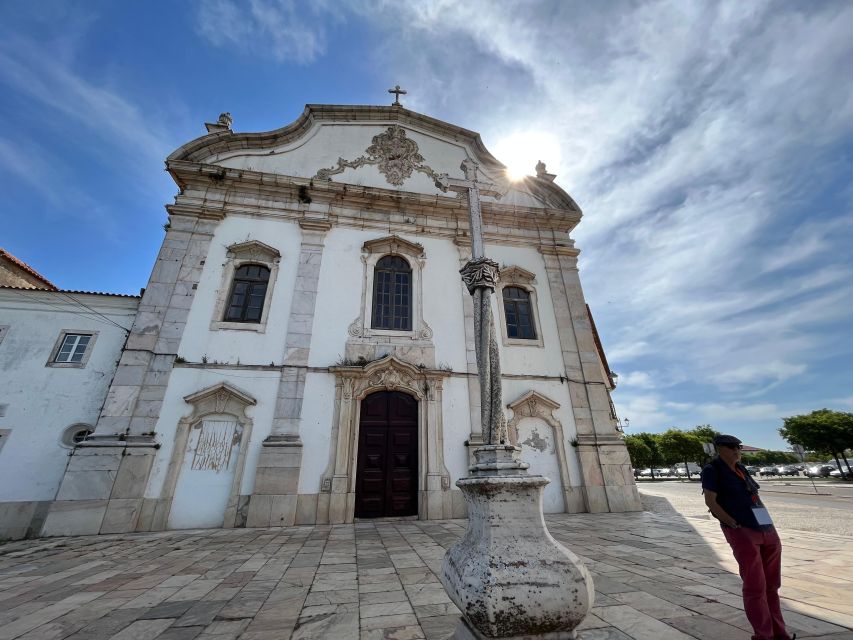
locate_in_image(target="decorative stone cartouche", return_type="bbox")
[442,446,594,639]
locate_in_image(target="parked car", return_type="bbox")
[774,465,800,476]
[759,466,777,476]
[744,465,760,474]
[672,462,703,477]
[829,461,853,479]
[805,464,836,478]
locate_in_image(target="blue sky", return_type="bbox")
[2,1,852,449]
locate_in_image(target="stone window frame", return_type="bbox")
[496,266,544,348]
[45,329,99,368]
[60,423,95,449]
[160,382,256,530]
[348,236,433,342]
[211,240,281,333]
[506,390,572,512]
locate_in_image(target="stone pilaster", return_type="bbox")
[247,219,330,528]
[42,212,221,536]
[540,244,641,513]
[454,239,483,459]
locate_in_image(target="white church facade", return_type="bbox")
[1,103,640,539]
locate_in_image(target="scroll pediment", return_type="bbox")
[184,382,256,416]
[362,235,424,260]
[501,265,537,285]
[227,240,281,262]
[166,105,581,214]
[507,390,560,413]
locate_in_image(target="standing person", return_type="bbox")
[701,434,794,640]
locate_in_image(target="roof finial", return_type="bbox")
[388,85,407,107]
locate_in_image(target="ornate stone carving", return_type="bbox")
[347,317,363,337]
[460,257,500,294]
[314,126,439,186]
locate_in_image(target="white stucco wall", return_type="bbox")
[0,290,138,502]
[177,216,302,365]
[144,366,280,500]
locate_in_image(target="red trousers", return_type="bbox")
[724,526,790,640]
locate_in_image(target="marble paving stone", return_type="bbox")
[109,618,174,640]
[0,512,850,640]
[360,625,426,640]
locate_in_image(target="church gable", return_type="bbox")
[167,105,579,213]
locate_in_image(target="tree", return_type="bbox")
[633,432,664,479]
[689,425,721,463]
[779,409,853,476]
[658,429,704,478]
[624,435,654,473]
[690,424,720,443]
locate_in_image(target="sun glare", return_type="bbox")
[493,131,561,181]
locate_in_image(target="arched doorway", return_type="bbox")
[355,390,418,518]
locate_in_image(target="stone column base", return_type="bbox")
[41,436,157,537]
[443,446,594,639]
[246,436,302,527]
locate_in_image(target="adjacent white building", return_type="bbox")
[0,287,138,538]
[1,103,640,540]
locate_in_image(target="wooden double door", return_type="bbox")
[355,391,418,518]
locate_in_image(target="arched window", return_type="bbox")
[371,255,412,330]
[224,264,270,323]
[503,287,537,340]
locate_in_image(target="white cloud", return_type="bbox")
[618,371,656,390]
[195,0,331,63]
[352,0,853,401]
[0,37,173,172]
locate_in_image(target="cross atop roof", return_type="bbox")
[388,85,407,106]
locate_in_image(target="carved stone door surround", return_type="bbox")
[322,356,451,524]
[158,382,256,530]
[506,390,577,513]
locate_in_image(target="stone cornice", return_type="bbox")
[166,160,581,236]
[539,244,581,258]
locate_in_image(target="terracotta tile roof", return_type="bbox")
[0,248,58,290]
[0,285,140,298]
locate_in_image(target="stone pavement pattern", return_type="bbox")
[0,512,851,640]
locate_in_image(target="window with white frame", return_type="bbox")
[56,334,91,362]
[372,255,413,331]
[46,330,99,367]
[348,235,432,341]
[496,266,544,347]
[211,240,281,332]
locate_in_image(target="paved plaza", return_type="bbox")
[1,511,851,640]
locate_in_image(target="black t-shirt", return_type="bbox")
[700,458,769,531]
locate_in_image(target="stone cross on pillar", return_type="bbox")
[435,160,507,445]
[436,160,594,639]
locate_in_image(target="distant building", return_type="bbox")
[0,248,57,290]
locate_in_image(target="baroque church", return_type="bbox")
[0,101,640,539]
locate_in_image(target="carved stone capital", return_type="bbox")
[460,257,501,294]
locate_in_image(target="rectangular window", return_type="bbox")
[55,334,92,363]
